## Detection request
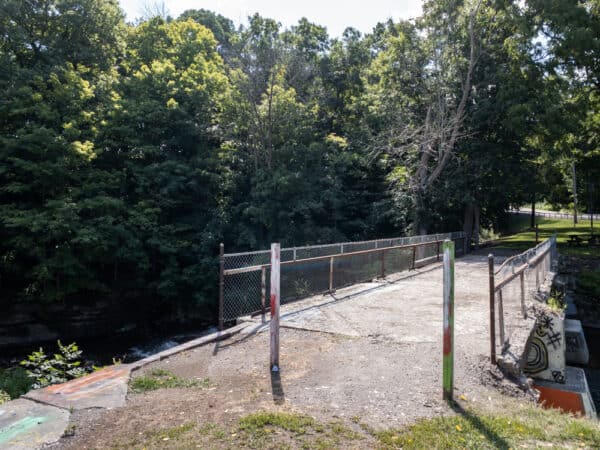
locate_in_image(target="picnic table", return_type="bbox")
[568,235,584,246]
[568,234,599,246]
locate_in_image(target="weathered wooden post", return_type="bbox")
[270,243,281,372]
[488,254,496,364]
[520,271,526,318]
[219,243,224,331]
[442,239,455,402]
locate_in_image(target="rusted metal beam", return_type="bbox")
[223,240,445,276]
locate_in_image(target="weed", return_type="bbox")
[0,366,32,399]
[130,369,211,392]
[0,389,10,405]
[239,412,316,435]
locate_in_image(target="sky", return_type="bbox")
[118,0,424,38]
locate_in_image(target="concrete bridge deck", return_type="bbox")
[3,252,528,449]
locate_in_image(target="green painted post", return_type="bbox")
[442,239,455,402]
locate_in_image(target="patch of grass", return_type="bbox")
[108,404,600,449]
[130,368,212,393]
[377,404,600,449]
[239,412,316,435]
[0,366,32,399]
[495,216,600,258]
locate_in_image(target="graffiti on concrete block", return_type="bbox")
[524,309,565,383]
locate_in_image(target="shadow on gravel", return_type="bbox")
[213,323,266,355]
[270,370,285,405]
[451,402,510,450]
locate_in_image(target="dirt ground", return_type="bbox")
[50,253,534,449]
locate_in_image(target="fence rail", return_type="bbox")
[488,234,557,362]
[220,232,467,325]
[510,209,600,221]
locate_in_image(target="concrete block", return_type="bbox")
[0,398,69,449]
[534,366,596,418]
[564,293,578,319]
[24,365,130,410]
[524,307,566,383]
[565,319,589,365]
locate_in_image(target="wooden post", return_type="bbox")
[329,256,334,291]
[261,266,266,317]
[442,240,455,402]
[270,243,281,372]
[219,243,224,330]
[381,249,386,278]
[535,224,539,244]
[498,289,505,346]
[412,246,417,270]
[488,254,496,364]
[520,271,526,318]
[437,241,441,261]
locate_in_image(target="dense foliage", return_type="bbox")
[1,1,598,326]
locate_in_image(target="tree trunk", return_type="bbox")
[531,193,536,229]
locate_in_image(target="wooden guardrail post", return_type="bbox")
[442,240,455,401]
[488,254,496,364]
[270,243,281,372]
[219,243,224,330]
[498,289,505,345]
[520,271,526,318]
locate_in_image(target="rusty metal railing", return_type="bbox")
[488,234,557,363]
[220,232,467,326]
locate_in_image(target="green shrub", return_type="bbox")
[0,366,32,399]
[20,341,86,389]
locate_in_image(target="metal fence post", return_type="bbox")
[381,249,386,278]
[412,246,416,270]
[488,254,496,364]
[261,266,267,317]
[219,243,224,330]
[329,256,334,291]
[270,243,281,372]
[442,240,455,401]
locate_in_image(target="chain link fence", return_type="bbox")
[489,234,557,358]
[220,232,467,324]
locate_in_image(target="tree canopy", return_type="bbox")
[1,1,598,326]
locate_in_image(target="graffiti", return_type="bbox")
[566,335,579,353]
[525,337,548,374]
[524,309,565,383]
[547,331,562,350]
[551,370,565,383]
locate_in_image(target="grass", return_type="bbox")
[0,366,32,399]
[494,216,600,258]
[129,368,212,393]
[577,270,600,298]
[108,404,600,449]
